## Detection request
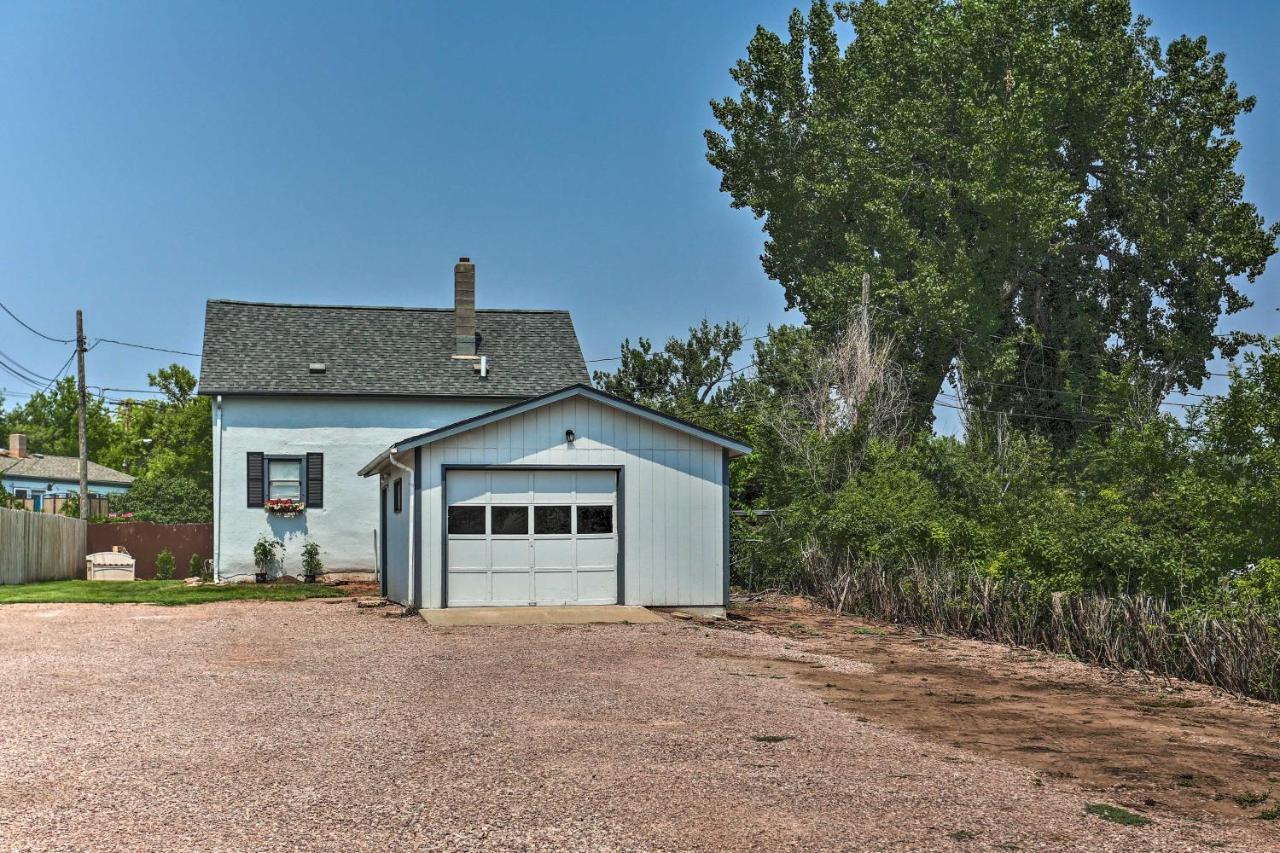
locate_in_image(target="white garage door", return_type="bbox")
[445,469,618,607]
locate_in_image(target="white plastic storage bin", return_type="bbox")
[86,552,136,581]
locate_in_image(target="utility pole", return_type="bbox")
[76,310,88,519]
[861,272,871,339]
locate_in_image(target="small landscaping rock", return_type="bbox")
[356,597,390,609]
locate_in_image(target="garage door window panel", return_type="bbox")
[448,505,486,535]
[491,505,529,536]
[577,505,613,535]
[534,505,572,535]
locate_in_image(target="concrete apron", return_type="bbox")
[420,605,667,627]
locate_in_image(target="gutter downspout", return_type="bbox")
[385,447,415,608]
[214,395,223,583]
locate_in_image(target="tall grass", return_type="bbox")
[800,545,1280,702]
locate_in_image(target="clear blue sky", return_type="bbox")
[0,0,1275,434]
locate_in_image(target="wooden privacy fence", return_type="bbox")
[87,522,213,579]
[0,507,87,584]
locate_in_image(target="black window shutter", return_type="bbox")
[305,452,324,508]
[246,452,265,507]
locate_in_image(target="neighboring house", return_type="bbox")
[0,433,134,512]
[198,258,589,583]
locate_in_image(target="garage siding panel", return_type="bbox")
[418,396,727,609]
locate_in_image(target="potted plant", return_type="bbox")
[252,534,285,583]
[265,497,305,517]
[301,540,323,584]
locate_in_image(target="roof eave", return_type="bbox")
[0,472,133,486]
[356,447,394,479]
[367,384,752,465]
[198,389,534,399]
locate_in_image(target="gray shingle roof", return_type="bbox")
[0,454,134,487]
[198,300,589,398]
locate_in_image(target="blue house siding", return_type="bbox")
[3,475,130,511]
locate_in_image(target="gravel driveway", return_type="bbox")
[0,601,1263,851]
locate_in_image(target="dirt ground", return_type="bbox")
[0,597,1275,851]
[721,595,1280,834]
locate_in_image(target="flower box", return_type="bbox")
[265,498,305,517]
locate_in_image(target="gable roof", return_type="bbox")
[358,384,751,476]
[198,300,589,398]
[0,453,134,487]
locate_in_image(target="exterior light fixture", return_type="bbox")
[565,429,576,444]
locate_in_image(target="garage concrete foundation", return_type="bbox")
[420,605,666,627]
[657,606,728,619]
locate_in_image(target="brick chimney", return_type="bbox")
[8,433,27,458]
[454,257,477,357]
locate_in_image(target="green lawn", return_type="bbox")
[0,580,351,606]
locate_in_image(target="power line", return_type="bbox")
[593,340,1215,414]
[93,338,201,358]
[0,350,55,387]
[871,304,1239,379]
[0,367,43,390]
[96,386,167,396]
[956,376,1203,410]
[42,350,78,392]
[586,332,772,364]
[0,298,200,357]
[593,346,1213,436]
[931,393,1207,436]
[0,300,75,343]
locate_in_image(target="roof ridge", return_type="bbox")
[0,452,134,483]
[0,450,124,468]
[207,299,571,315]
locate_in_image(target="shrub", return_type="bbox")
[111,476,212,524]
[301,540,323,579]
[794,549,1280,702]
[154,549,175,580]
[252,534,285,578]
[188,553,206,581]
[1232,559,1280,612]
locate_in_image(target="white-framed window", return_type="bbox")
[267,457,303,501]
[11,488,29,500]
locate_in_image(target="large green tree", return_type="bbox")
[593,319,746,420]
[2,377,118,460]
[109,364,212,490]
[707,0,1277,437]
[1,364,212,522]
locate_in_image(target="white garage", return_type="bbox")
[360,384,750,612]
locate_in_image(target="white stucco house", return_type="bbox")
[200,257,748,611]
